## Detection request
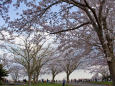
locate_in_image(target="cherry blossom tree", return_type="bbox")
[8,33,53,86]
[9,65,24,82]
[46,59,62,82]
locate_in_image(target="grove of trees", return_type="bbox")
[0,0,114,86]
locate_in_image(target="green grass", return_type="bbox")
[20,83,72,86]
[89,81,112,85]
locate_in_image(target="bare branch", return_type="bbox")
[50,21,91,34]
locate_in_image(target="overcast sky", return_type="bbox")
[6,69,94,81]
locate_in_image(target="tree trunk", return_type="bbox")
[35,75,39,83]
[52,74,55,82]
[108,60,115,86]
[33,73,36,83]
[28,75,32,86]
[67,73,70,83]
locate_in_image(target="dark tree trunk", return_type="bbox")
[52,74,55,82]
[108,60,115,86]
[67,73,70,83]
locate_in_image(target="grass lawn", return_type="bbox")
[20,83,72,86]
[90,81,112,85]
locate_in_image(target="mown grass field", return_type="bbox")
[19,83,72,86]
[90,81,112,85]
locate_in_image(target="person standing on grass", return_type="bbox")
[62,79,65,86]
[47,79,49,83]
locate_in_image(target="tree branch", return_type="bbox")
[98,0,106,22]
[62,0,87,10]
[84,0,102,30]
[50,21,91,34]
